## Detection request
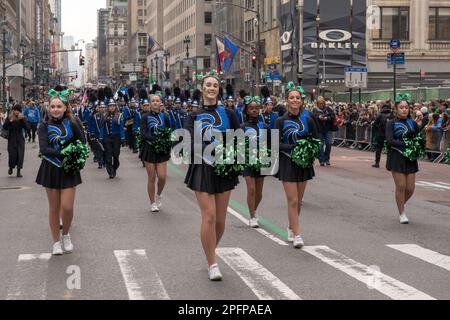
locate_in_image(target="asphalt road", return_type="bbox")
[0,141,449,300]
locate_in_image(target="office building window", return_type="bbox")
[429,7,450,40]
[372,7,409,40]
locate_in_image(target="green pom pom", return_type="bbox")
[60,140,90,174]
[213,143,245,178]
[444,147,450,165]
[135,129,142,148]
[244,139,272,171]
[151,128,174,154]
[291,135,321,169]
[402,132,425,162]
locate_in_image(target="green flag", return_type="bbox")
[150,73,155,86]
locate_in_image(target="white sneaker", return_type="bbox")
[52,241,63,256]
[287,228,294,243]
[208,264,223,281]
[156,195,163,210]
[249,218,260,229]
[62,234,74,253]
[293,235,305,249]
[151,203,160,213]
[400,213,409,224]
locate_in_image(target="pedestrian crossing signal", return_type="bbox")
[79,55,85,66]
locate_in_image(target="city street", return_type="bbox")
[0,143,449,300]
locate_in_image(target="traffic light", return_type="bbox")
[251,55,257,68]
[79,55,85,66]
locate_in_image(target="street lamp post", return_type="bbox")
[2,15,7,112]
[164,50,170,81]
[20,41,26,100]
[155,54,159,85]
[184,36,191,88]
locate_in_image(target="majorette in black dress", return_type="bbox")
[36,117,86,189]
[241,118,270,178]
[139,111,172,164]
[275,111,319,183]
[386,117,420,174]
[184,104,241,194]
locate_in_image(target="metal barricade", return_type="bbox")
[333,126,347,147]
[353,123,372,151]
[345,123,356,147]
[436,130,449,163]
[425,129,444,162]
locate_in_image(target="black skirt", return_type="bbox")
[386,149,419,174]
[243,168,265,178]
[140,142,171,164]
[276,152,315,183]
[185,163,239,195]
[36,159,82,189]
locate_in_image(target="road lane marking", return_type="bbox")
[217,248,301,300]
[6,254,52,300]
[387,245,450,271]
[114,250,170,300]
[416,181,450,191]
[302,246,436,300]
[436,182,450,187]
[227,207,289,246]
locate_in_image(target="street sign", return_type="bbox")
[387,53,405,65]
[345,68,368,88]
[129,73,137,82]
[264,56,281,65]
[265,71,281,81]
[184,59,194,67]
[268,64,277,71]
[390,39,401,51]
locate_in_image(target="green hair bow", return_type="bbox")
[152,91,163,98]
[202,69,220,81]
[286,82,306,98]
[48,89,73,103]
[396,93,412,104]
[244,96,261,105]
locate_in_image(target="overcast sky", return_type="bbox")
[61,0,105,49]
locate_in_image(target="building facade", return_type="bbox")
[97,8,109,82]
[366,0,450,89]
[163,0,214,87]
[106,1,128,82]
[128,0,148,65]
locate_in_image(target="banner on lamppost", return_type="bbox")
[302,0,367,90]
[278,0,297,82]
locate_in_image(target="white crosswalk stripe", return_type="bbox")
[6,254,52,300]
[114,250,170,300]
[217,248,301,300]
[387,245,450,271]
[416,181,450,191]
[5,244,444,300]
[302,246,436,300]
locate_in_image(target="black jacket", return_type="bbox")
[373,105,393,137]
[312,106,336,134]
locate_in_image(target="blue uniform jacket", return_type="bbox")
[100,112,125,140]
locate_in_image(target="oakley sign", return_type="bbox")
[311,29,360,49]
